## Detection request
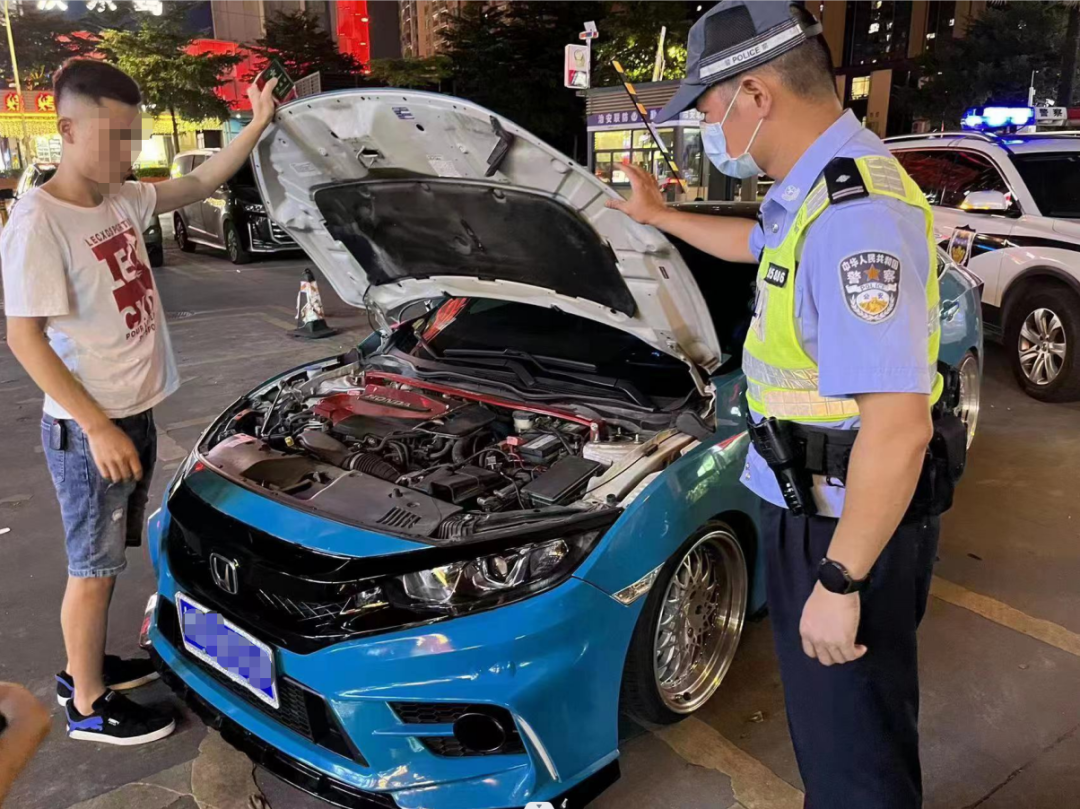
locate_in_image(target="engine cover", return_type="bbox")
[314,384,454,424]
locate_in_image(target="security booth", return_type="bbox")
[585,79,758,202]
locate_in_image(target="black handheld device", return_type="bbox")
[747,416,818,516]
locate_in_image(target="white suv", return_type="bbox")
[887,131,1080,401]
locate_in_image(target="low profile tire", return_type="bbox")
[620,521,748,726]
[1005,284,1080,402]
[148,244,164,268]
[175,216,195,253]
[225,221,251,265]
[956,351,980,449]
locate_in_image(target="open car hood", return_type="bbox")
[252,89,723,374]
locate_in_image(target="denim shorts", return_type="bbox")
[41,411,157,579]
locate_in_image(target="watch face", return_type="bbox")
[819,560,851,594]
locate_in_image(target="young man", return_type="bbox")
[610,3,942,807]
[2,59,278,745]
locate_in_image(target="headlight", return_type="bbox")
[168,449,199,500]
[389,532,600,617]
[242,202,265,214]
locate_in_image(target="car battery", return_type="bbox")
[518,433,563,464]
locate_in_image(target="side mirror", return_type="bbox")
[960,189,1009,212]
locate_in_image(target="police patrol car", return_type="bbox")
[887,106,1080,401]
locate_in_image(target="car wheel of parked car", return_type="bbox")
[956,351,980,449]
[175,215,196,253]
[225,221,251,265]
[620,522,748,725]
[1006,284,1080,402]
[148,244,164,268]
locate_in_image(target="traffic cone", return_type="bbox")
[291,268,338,339]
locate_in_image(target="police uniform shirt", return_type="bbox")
[741,110,934,517]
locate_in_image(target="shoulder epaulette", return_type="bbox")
[823,156,869,204]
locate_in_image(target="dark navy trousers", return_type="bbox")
[761,502,940,809]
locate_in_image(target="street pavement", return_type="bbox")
[1,242,1078,809]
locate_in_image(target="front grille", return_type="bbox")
[256,590,354,624]
[157,598,365,765]
[164,483,429,654]
[390,702,474,725]
[421,737,474,757]
[270,222,293,243]
[389,702,526,757]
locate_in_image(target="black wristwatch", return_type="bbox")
[817,558,868,595]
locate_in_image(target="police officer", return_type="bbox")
[609,3,944,807]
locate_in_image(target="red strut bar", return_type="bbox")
[364,370,603,440]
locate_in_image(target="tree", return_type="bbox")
[0,6,99,90]
[248,9,362,81]
[905,2,1068,130]
[443,2,602,158]
[592,2,694,87]
[368,56,452,91]
[97,2,241,153]
[1057,2,1080,106]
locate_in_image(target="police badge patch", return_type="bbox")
[840,251,901,323]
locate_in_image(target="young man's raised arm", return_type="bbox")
[153,77,279,216]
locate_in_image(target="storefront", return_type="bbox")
[0,87,237,175]
[586,79,755,202]
[0,90,63,171]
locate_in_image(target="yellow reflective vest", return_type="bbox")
[743,155,943,422]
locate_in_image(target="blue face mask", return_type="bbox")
[702,88,764,179]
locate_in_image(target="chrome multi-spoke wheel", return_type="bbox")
[957,352,980,449]
[652,530,747,714]
[1018,307,1066,386]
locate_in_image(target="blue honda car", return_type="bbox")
[145,91,983,809]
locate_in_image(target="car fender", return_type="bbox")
[939,263,984,367]
[1000,260,1080,319]
[575,373,767,616]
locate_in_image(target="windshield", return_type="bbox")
[1012,152,1080,218]
[393,298,695,402]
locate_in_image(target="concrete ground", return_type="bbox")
[1,242,1078,809]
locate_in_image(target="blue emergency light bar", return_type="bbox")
[962,105,1035,131]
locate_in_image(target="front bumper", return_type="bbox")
[148,487,638,809]
[153,653,618,809]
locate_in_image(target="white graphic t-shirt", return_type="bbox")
[1,182,179,419]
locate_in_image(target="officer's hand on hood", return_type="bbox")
[606,162,668,227]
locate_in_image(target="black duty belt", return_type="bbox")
[747,361,967,518]
[790,423,858,482]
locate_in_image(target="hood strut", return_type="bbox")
[486,116,515,177]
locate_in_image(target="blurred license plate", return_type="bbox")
[176,593,278,709]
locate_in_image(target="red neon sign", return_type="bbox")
[336,0,371,70]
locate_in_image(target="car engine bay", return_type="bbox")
[199,360,703,543]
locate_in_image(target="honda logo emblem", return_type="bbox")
[209,553,239,595]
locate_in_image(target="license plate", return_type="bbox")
[176,593,278,709]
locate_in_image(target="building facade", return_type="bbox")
[816,0,989,137]
[399,1,463,59]
[399,0,510,58]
